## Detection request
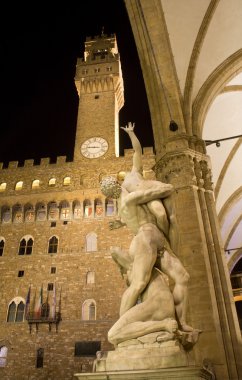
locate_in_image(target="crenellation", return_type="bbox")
[40,157,50,166]
[57,156,67,164]
[8,161,18,169]
[24,159,34,167]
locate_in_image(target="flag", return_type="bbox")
[25,285,31,318]
[50,283,56,319]
[34,285,43,319]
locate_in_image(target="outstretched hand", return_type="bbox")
[121,122,135,134]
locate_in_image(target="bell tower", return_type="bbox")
[74,33,124,161]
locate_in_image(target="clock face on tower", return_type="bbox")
[80,137,109,159]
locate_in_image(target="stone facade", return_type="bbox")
[0,33,156,380]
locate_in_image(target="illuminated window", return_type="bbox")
[48,236,58,254]
[32,179,40,189]
[15,181,23,191]
[82,299,96,321]
[86,271,95,284]
[49,178,56,186]
[0,346,8,367]
[86,232,97,252]
[63,176,71,186]
[7,298,25,322]
[0,182,6,192]
[18,237,33,255]
[0,239,5,256]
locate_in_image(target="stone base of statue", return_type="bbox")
[95,335,187,372]
[74,332,213,379]
[74,368,213,380]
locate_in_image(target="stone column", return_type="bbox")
[154,145,242,380]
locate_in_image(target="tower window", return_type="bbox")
[50,267,56,274]
[15,181,23,191]
[48,178,56,187]
[94,68,100,73]
[107,66,112,72]
[51,222,56,227]
[63,176,71,186]
[0,182,7,192]
[95,95,99,99]
[82,69,88,75]
[47,283,54,291]
[18,270,24,277]
[32,179,40,189]
[48,236,58,254]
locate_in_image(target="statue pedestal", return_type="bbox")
[74,367,213,380]
[95,339,187,371]
[74,337,213,379]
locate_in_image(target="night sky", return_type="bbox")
[0,1,153,164]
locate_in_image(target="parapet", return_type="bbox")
[0,156,68,171]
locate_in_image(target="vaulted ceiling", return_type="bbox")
[125,0,242,272]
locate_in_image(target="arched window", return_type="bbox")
[63,176,71,186]
[13,204,23,223]
[1,206,11,223]
[48,202,59,220]
[15,181,23,191]
[48,236,58,254]
[0,182,6,192]
[105,199,115,216]
[36,203,47,221]
[94,199,103,217]
[18,236,33,255]
[15,302,25,322]
[0,239,5,256]
[0,346,8,367]
[60,201,71,220]
[82,299,96,321]
[25,205,35,222]
[86,233,97,252]
[7,298,25,322]
[86,271,95,284]
[73,200,82,219]
[84,199,93,218]
[49,178,56,187]
[32,179,40,189]
[7,302,16,322]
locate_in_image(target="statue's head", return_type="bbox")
[100,176,122,199]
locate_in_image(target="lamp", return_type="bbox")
[205,134,242,147]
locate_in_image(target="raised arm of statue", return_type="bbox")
[121,122,142,173]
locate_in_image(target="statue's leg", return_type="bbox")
[119,229,157,316]
[160,250,193,332]
[108,292,177,345]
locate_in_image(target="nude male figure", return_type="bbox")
[108,245,178,346]
[100,124,192,332]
